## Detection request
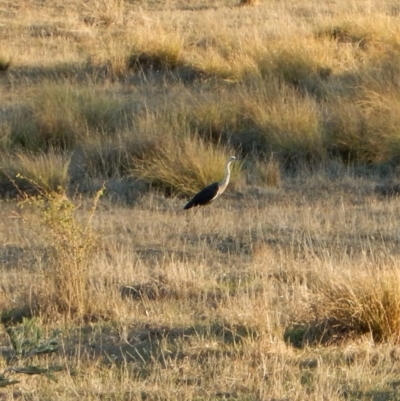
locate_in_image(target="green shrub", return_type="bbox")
[0,318,63,387]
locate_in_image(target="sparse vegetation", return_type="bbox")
[0,318,63,387]
[2,0,400,399]
[18,185,104,320]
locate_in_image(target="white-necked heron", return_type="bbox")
[183,156,239,210]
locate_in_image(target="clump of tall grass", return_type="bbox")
[188,49,256,81]
[26,85,83,151]
[248,154,281,187]
[0,121,12,151]
[0,151,70,196]
[315,16,400,49]
[258,48,320,88]
[292,265,400,344]
[78,142,133,179]
[238,84,325,162]
[187,97,241,144]
[363,50,400,88]
[127,34,183,72]
[185,82,324,163]
[131,133,241,196]
[11,84,128,152]
[316,23,372,47]
[325,89,400,163]
[251,38,335,95]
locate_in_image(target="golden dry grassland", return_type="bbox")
[2,0,400,400]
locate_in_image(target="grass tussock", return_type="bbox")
[242,87,324,161]
[0,152,71,196]
[11,84,128,152]
[77,140,138,179]
[132,134,241,196]
[317,21,374,48]
[256,46,322,89]
[128,34,183,72]
[316,16,400,50]
[291,265,400,344]
[189,49,256,81]
[248,154,281,187]
[325,88,400,163]
[188,83,324,162]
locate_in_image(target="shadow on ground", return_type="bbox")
[53,321,259,368]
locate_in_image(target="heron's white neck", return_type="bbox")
[218,160,234,192]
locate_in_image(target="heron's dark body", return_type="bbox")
[183,182,219,210]
[183,156,238,210]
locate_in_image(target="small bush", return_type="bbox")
[18,186,104,320]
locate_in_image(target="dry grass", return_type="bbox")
[238,0,259,6]
[326,88,400,163]
[132,134,242,196]
[0,151,71,195]
[12,186,105,321]
[8,83,129,152]
[308,266,400,342]
[0,57,11,72]
[2,173,400,399]
[2,0,400,399]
